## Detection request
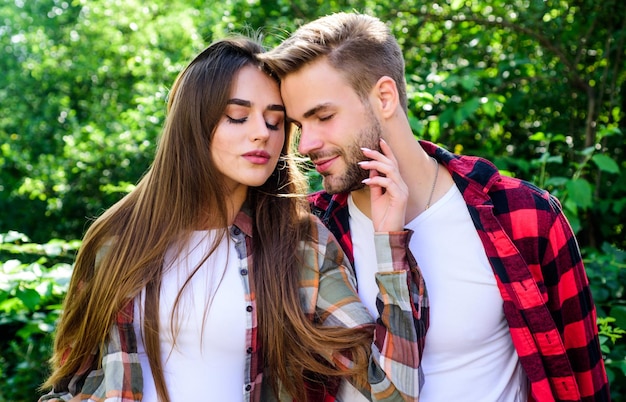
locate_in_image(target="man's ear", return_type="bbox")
[371,76,399,119]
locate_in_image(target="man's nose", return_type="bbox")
[297,125,323,155]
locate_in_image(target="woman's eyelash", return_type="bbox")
[226,115,246,124]
[226,115,280,130]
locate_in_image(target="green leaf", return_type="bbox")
[615,359,626,377]
[566,178,593,209]
[562,199,581,233]
[450,0,465,11]
[546,155,563,164]
[580,146,596,157]
[592,154,620,174]
[598,124,622,138]
[481,98,497,117]
[438,107,455,126]
[545,176,569,187]
[529,132,546,141]
[454,97,481,125]
[609,305,626,331]
[16,288,41,312]
[0,297,22,314]
[460,76,479,91]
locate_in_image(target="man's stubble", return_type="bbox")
[321,110,383,194]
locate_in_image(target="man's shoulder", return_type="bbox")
[436,146,558,213]
[490,175,560,213]
[307,191,349,210]
[307,190,333,208]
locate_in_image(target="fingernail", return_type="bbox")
[361,178,370,183]
[357,161,367,165]
[361,147,371,152]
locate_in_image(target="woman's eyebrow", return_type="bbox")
[267,104,286,112]
[227,98,251,106]
[227,98,285,113]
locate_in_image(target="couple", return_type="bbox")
[39,12,609,402]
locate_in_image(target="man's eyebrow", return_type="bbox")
[303,103,332,119]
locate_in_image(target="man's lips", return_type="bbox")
[243,150,271,164]
[313,156,339,173]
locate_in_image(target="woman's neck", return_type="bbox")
[196,185,248,230]
[226,184,248,224]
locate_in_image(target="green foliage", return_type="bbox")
[391,0,626,250]
[0,232,76,402]
[2,0,624,247]
[585,243,626,399]
[0,0,208,242]
[0,0,624,400]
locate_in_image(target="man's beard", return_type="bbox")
[321,113,383,194]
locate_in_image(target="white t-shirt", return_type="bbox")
[406,185,527,401]
[134,230,247,402]
[348,194,380,318]
[345,187,528,401]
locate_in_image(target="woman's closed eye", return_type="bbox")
[226,115,247,124]
[265,121,280,131]
[225,114,282,131]
[265,120,281,131]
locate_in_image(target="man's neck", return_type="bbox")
[350,187,372,218]
[346,137,427,222]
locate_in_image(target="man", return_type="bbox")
[261,12,610,402]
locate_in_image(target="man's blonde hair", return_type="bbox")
[261,12,408,113]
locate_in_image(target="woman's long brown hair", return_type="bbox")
[42,37,373,401]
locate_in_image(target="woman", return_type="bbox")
[39,37,416,402]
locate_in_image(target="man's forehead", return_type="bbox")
[281,63,347,119]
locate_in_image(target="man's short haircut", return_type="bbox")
[262,12,408,113]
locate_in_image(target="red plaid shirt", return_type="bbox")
[309,140,610,402]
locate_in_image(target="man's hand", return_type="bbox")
[359,138,408,232]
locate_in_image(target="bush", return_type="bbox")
[585,243,626,399]
[0,231,76,402]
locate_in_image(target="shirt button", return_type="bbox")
[246,305,253,312]
[247,347,253,354]
[232,227,241,235]
[245,384,251,391]
[240,268,248,276]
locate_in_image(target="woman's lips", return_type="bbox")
[243,150,271,164]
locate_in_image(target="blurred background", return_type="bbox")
[1,0,624,400]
